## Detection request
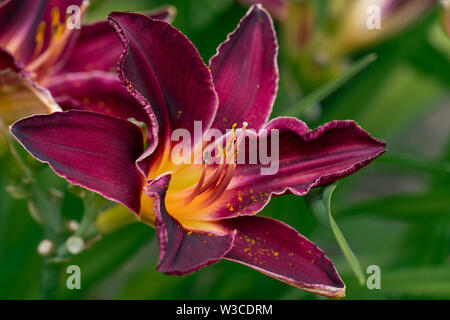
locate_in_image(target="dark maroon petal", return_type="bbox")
[238,0,287,21]
[202,118,386,220]
[53,6,176,76]
[52,21,121,75]
[44,71,159,156]
[209,4,278,132]
[0,0,83,65]
[222,216,345,298]
[145,174,236,275]
[10,110,145,213]
[108,12,219,172]
[0,46,22,71]
[45,72,146,118]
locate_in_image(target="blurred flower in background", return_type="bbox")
[0,0,174,126]
[334,0,436,53]
[271,0,437,92]
[442,0,450,36]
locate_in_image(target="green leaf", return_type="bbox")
[379,266,450,298]
[433,134,450,187]
[337,188,450,222]
[61,223,153,299]
[407,40,450,88]
[376,152,450,175]
[305,183,366,285]
[286,53,377,117]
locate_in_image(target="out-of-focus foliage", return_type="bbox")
[0,0,449,300]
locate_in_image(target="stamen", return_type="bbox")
[179,121,248,208]
[51,7,63,38]
[184,151,210,204]
[197,163,224,194]
[32,21,46,60]
[27,2,90,77]
[200,164,236,207]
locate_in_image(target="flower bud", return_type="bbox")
[37,239,55,257]
[66,236,85,255]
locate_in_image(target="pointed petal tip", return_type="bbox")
[109,10,219,172]
[146,174,236,276]
[251,2,274,18]
[303,283,346,299]
[10,110,145,214]
[239,0,287,21]
[209,0,278,131]
[222,216,346,298]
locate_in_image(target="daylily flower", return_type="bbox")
[0,0,174,126]
[10,5,386,298]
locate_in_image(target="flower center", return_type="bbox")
[26,1,89,80]
[183,121,248,207]
[141,122,248,226]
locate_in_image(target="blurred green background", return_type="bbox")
[0,0,449,299]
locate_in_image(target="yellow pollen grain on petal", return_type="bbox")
[82,97,90,105]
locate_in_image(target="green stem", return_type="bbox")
[75,192,102,239]
[32,183,66,300]
[377,152,450,175]
[0,119,67,299]
[39,260,65,300]
[51,191,103,260]
[0,118,32,179]
[286,54,377,117]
